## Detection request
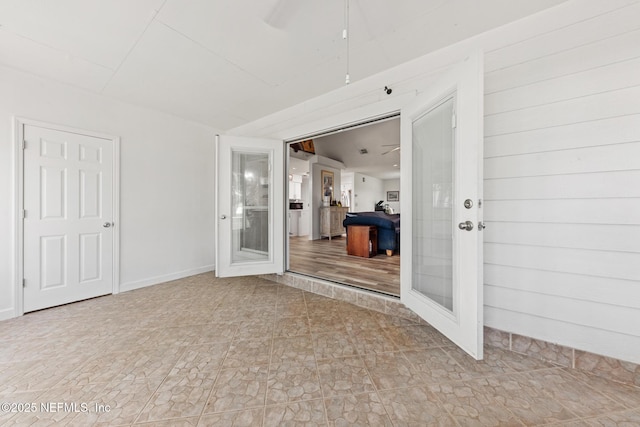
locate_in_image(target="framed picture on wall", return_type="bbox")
[321,170,334,200]
[387,191,399,202]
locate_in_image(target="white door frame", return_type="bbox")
[13,117,120,317]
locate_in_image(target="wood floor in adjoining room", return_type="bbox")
[288,235,400,296]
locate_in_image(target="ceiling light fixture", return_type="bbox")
[344,0,350,85]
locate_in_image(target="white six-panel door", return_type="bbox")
[23,124,114,312]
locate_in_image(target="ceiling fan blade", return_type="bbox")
[263,0,298,29]
[382,146,401,155]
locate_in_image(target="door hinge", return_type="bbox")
[22,139,27,150]
[451,113,457,129]
[22,278,26,288]
[23,209,27,219]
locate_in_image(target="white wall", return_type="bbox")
[383,179,400,213]
[299,175,311,236]
[231,0,640,364]
[340,171,354,209]
[0,65,216,320]
[352,173,383,212]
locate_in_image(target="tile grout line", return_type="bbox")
[302,289,331,427]
[262,285,284,426]
[192,291,245,425]
[130,341,189,424]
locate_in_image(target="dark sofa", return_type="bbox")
[343,211,400,255]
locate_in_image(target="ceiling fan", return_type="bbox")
[381,144,400,155]
[262,0,300,29]
[263,0,354,84]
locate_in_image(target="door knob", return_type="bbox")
[220,215,227,219]
[458,221,474,231]
[103,222,112,228]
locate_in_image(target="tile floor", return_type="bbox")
[1,272,639,426]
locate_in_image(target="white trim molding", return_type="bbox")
[119,265,215,293]
[0,308,15,322]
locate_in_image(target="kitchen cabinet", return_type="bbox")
[289,210,300,236]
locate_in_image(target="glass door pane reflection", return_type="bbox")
[231,151,270,263]
[412,97,455,311]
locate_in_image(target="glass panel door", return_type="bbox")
[216,135,284,277]
[400,51,484,360]
[412,97,455,311]
[231,152,270,263]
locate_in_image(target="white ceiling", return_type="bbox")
[287,118,400,180]
[316,118,401,180]
[0,0,567,130]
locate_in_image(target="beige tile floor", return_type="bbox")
[1,272,639,426]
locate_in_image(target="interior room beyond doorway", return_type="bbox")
[287,117,401,296]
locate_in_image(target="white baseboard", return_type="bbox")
[119,265,215,293]
[0,307,17,321]
[0,266,217,321]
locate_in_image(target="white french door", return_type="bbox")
[214,53,483,359]
[23,124,115,312]
[400,51,484,359]
[215,135,284,277]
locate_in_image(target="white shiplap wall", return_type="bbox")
[232,0,640,364]
[483,1,640,364]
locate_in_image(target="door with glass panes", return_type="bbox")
[215,135,284,277]
[400,51,484,359]
[214,52,484,360]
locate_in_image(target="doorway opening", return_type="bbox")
[286,115,401,296]
[218,51,483,359]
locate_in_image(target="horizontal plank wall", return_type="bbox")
[232,0,640,364]
[483,1,640,364]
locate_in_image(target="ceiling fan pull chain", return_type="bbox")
[344,0,350,85]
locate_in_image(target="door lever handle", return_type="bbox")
[458,221,474,231]
[220,215,227,220]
